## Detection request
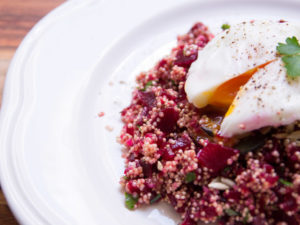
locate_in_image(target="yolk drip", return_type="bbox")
[208,60,274,115]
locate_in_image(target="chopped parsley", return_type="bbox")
[221,23,230,30]
[224,208,239,216]
[233,134,265,154]
[271,205,279,211]
[141,81,153,91]
[137,125,142,132]
[279,178,293,186]
[277,36,300,77]
[125,192,138,210]
[243,211,249,224]
[223,167,231,173]
[150,194,161,204]
[185,172,196,183]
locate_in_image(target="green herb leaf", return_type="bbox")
[185,172,196,183]
[224,208,239,216]
[141,81,153,91]
[221,24,230,30]
[279,178,293,186]
[271,205,279,211]
[277,36,300,55]
[125,192,138,210]
[282,55,300,77]
[243,211,249,224]
[137,125,142,132]
[145,81,153,88]
[223,167,231,173]
[277,36,300,77]
[233,134,265,154]
[150,194,161,204]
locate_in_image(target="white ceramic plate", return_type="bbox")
[2,0,300,224]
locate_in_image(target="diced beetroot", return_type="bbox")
[272,210,300,225]
[171,135,191,151]
[157,59,167,69]
[125,125,134,136]
[142,179,156,193]
[238,184,251,196]
[126,180,140,194]
[145,179,156,190]
[181,211,196,225]
[157,108,179,133]
[140,161,155,178]
[259,164,279,186]
[264,175,279,186]
[202,206,218,219]
[263,163,273,173]
[280,194,298,212]
[137,91,156,108]
[125,139,134,147]
[223,189,241,202]
[252,216,267,225]
[161,147,175,161]
[197,142,239,173]
[157,134,166,148]
[174,47,198,68]
[263,152,277,165]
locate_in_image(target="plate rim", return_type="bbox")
[0,1,97,224]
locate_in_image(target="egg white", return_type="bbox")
[185,20,300,108]
[185,20,300,137]
[220,59,300,137]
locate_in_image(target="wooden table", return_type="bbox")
[0,1,64,224]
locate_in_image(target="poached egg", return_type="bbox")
[185,20,300,137]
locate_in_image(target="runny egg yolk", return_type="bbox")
[208,60,274,115]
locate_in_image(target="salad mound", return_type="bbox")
[119,22,300,225]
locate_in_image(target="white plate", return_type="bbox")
[2,0,300,224]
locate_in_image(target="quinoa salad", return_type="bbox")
[118,22,300,225]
